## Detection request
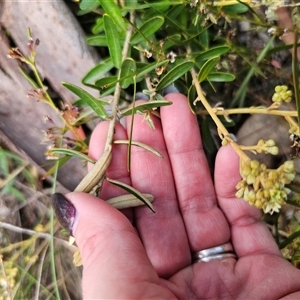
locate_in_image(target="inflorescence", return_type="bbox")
[236,159,295,214]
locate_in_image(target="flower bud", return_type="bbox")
[265,139,275,146]
[268,146,278,155]
[275,85,282,93]
[282,161,295,173]
[268,170,278,180]
[235,188,244,198]
[246,174,256,185]
[250,160,260,170]
[255,199,263,209]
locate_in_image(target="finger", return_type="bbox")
[66,192,172,299]
[88,121,133,220]
[161,93,230,252]
[215,145,281,257]
[125,101,190,277]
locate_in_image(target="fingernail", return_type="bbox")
[50,193,76,235]
[136,92,149,100]
[162,85,179,96]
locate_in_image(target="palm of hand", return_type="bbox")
[70,94,300,299]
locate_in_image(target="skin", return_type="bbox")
[66,93,300,299]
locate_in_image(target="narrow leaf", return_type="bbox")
[49,148,95,164]
[120,58,137,88]
[221,3,248,14]
[19,67,38,88]
[86,35,107,47]
[114,140,163,158]
[195,46,230,63]
[198,57,219,83]
[206,72,235,82]
[92,18,104,34]
[95,76,118,89]
[136,59,169,81]
[106,194,154,210]
[156,61,194,91]
[121,100,172,116]
[79,0,99,12]
[106,177,155,212]
[131,16,165,44]
[82,57,114,85]
[201,118,216,153]
[127,76,137,172]
[62,82,109,119]
[103,14,122,69]
[99,0,127,32]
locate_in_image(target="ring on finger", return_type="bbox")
[192,242,237,263]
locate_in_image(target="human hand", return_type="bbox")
[52,93,300,299]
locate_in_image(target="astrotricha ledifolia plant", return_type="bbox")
[7,0,300,265]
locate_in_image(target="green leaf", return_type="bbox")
[103,14,122,69]
[136,59,169,80]
[221,3,248,14]
[106,177,155,212]
[267,43,300,55]
[80,0,99,10]
[279,230,300,249]
[120,58,137,88]
[82,57,114,85]
[95,76,118,89]
[198,28,209,49]
[121,100,172,116]
[195,46,230,63]
[86,35,107,47]
[201,118,216,153]
[73,98,109,107]
[197,57,219,83]
[99,0,127,32]
[231,35,276,107]
[62,82,109,119]
[125,0,138,7]
[19,67,38,88]
[206,72,235,82]
[163,34,182,50]
[92,18,104,34]
[156,61,194,91]
[131,16,165,44]
[49,148,95,163]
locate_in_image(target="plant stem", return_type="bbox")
[27,59,86,147]
[196,107,298,117]
[49,136,63,300]
[292,29,300,130]
[104,12,135,151]
[212,0,251,6]
[190,67,249,161]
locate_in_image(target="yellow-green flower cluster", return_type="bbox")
[0,259,18,300]
[236,160,295,214]
[272,85,292,104]
[256,139,278,155]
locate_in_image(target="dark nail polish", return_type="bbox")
[162,85,179,96]
[136,92,149,100]
[50,193,76,235]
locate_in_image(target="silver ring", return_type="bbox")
[192,242,237,263]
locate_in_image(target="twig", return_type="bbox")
[0,221,77,252]
[196,107,298,117]
[190,66,249,161]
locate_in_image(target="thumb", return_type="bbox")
[51,192,161,299]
